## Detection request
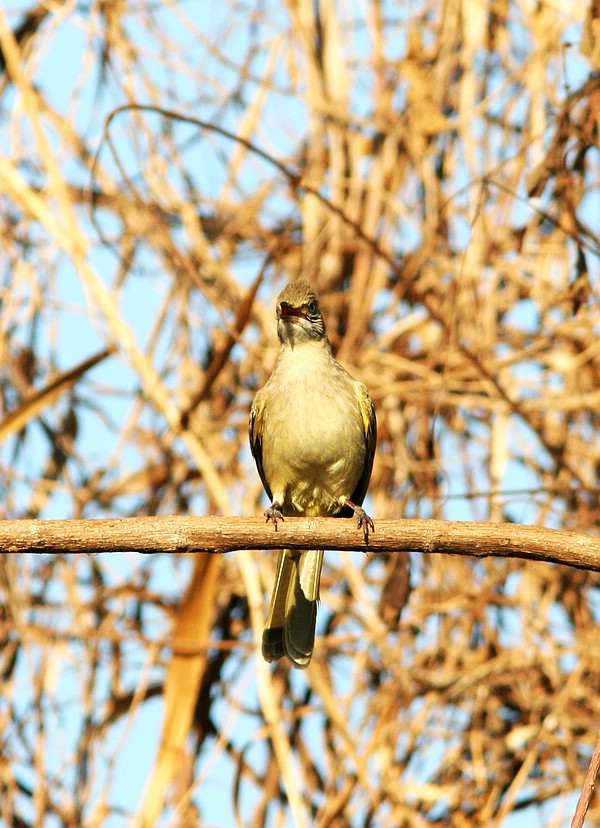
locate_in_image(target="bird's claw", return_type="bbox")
[352,506,374,543]
[264,504,284,531]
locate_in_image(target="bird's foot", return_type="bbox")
[264,503,284,531]
[344,499,374,543]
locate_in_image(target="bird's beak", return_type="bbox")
[279,302,305,321]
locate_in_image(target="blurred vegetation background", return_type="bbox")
[1,1,600,826]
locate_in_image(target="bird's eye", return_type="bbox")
[307,300,318,315]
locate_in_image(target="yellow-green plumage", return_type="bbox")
[249,281,376,668]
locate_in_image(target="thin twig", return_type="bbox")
[571,728,600,828]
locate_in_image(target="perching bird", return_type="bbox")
[249,281,376,668]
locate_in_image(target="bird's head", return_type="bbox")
[276,281,327,346]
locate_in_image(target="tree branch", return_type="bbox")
[1,517,599,570]
[571,726,600,828]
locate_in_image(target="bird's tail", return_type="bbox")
[262,549,324,669]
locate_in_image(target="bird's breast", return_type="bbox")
[259,348,366,515]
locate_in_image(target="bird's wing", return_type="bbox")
[349,381,377,507]
[248,393,273,502]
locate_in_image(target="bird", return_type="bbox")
[249,280,376,668]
